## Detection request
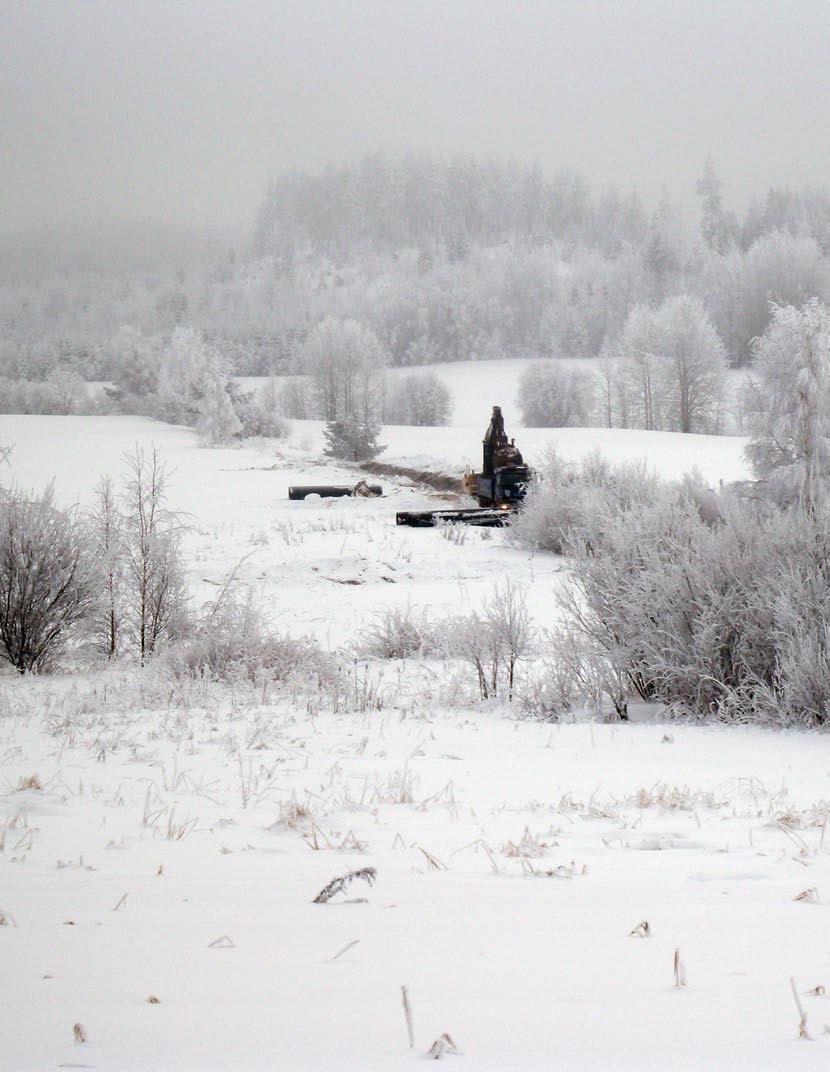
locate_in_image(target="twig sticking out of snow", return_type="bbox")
[629,920,650,938]
[112,893,128,912]
[673,949,687,989]
[331,940,360,961]
[791,977,813,1040]
[401,985,414,1048]
[805,985,826,997]
[427,1033,461,1059]
[794,887,820,904]
[313,867,377,904]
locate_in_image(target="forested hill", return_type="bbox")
[3,155,830,382]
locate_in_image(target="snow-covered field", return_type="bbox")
[2,414,828,1071]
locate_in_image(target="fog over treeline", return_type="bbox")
[3,2,830,415]
[3,154,830,384]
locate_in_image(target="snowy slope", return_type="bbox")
[2,413,822,1072]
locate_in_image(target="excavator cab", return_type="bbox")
[473,406,532,508]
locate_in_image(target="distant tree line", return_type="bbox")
[3,155,830,424]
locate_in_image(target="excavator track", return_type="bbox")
[395,507,510,528]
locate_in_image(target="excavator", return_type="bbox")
[396,406,532,527]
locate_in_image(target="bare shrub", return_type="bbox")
[0,487,97,672]
[355,606,440,659]
[526,623,632,720]
[167,582,334,687]
[451,580,534,700]
[555,472,830,726]
[508,449,661,555]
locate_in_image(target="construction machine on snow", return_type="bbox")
[396,406,532,527]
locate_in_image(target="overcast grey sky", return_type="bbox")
[2,0,830,240]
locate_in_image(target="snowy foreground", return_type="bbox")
[2,416,830,1070]
[4,701,830,1071]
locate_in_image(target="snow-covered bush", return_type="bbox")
[356,606,441,659]
[521,625,629,720]
[168,584,334,686]
[0,376,100,416]
[384,371,453,425]
[0,487,97,672]
[517,362,595,427]
[508,449,660,555]
[556,479,830,726]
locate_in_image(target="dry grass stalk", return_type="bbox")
[331,939,360,961]
[503,826,551,859]
[419,846,448,871]
[791,977,812,1040]
[208,934,236,948]
[629,920,650,938]
[427,1032,461,1059]
[166,808,198,840]
[313,867,377,904]
[73,1023,86,1044]
[113,893,128,911]
[805,985,826,997]
[794,887,820,904]
[401,985,414,1048]
[673,948,687,988]
[16,774,43,792]
[303,821,333,851]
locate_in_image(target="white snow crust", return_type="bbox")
[1,414,827,1072]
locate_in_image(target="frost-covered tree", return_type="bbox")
[46,363,86,415]
[300,317,387,423]
[655,295,727,434]
[384,371,452,425]
[745,299,830,507]
[156,327,240,440]
[106,326,160,406]
[609,304,669,431]
[700,231,830,365]
[323,416,384,462]
[121,446,188,660]
[517,362,595,427]
[696,158,738,254]
[89,475,123,657]
[609,296,726,433]
[197,371,242,445]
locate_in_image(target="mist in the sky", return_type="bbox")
[2,0,829,245]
